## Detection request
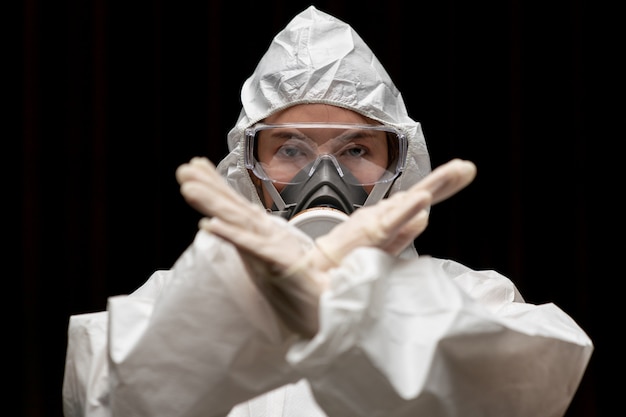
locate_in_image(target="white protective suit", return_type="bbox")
[62,6,593,417]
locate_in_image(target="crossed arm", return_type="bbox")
[175,157,477,337]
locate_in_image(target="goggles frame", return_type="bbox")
[244,122,408,185]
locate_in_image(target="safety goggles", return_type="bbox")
[244,123,408,186]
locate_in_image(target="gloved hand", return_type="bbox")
[176,157,316,276]
[176,157,476,338]
[176,157,323,336]
[312,157,477,267]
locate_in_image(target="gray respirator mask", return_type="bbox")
[244,123,408,239]
[269,156,368,237]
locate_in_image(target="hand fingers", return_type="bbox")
[382,209,429,255]
[175,156,216,185]
[312,188,432,271]
[413,159,477,205]
[375,189,432,237]
[177,157,244,206]
[177,157,265,224]
[199,217,271,257]
[370,159,474,253]
[200,215,311,273]
[334,159,473,251]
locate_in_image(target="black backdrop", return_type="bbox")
[16,0,620,416]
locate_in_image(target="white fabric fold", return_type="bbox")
[287,249,592,417]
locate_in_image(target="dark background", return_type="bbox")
[16,0,620,416]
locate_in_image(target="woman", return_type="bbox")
[63,6,592,417]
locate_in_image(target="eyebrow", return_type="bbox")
[335,129,380,141]
[267,130,310,140]
[263,128,384,149]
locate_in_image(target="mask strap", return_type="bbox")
[363,181,395,207]
[262,179,298,218]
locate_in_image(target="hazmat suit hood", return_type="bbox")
[216,5,431,218]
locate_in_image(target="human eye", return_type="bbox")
[273,134,315,161]
[276,141,308,158]
[336,130,376,159]
[340,144,368,158]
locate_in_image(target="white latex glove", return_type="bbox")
[176,157,323,335]
[314,157,477,266]
[176,157,476,337]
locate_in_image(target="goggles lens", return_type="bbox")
[244,123,407,186]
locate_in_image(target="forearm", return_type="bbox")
[64,231,301,417]
[108,230,300,416]
[287,249,593,417]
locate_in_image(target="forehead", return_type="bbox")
[264,104,377,124]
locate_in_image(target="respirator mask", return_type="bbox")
[244,123,408,238]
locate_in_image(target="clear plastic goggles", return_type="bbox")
[244,123,408,186]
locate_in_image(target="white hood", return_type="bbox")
[216,5,431,206]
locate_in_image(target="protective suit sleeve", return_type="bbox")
[107,230,301,417]
[63,312,110,417]
[286,249,593,417]
[63,230,304,417]
[62,269,174,417]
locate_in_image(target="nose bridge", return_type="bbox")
[308,154,344,178]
